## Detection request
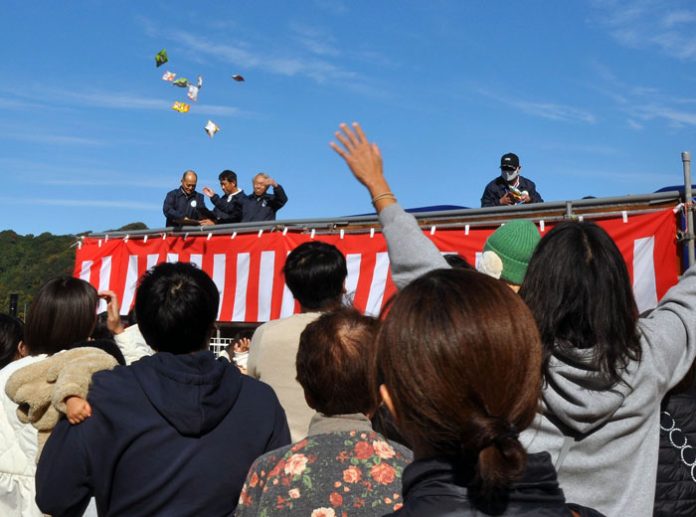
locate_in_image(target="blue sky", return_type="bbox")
[2,0,696,235]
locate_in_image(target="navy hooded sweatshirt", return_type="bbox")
[35,351,290,517]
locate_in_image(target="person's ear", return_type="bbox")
[380,384,398,422]
[16,340,28,359]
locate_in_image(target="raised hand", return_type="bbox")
[98,290,124,335]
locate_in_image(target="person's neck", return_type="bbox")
[506,177,520,188]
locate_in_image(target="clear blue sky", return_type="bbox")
[2,0,695,235]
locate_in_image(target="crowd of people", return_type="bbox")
[163,169,288,227]
[0,122,693,516]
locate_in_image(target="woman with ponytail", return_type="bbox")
[376,268,599,515]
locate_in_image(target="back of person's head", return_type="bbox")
[219,169,237,184]
[283,241,347,310]
[64,338,127,366]
[0,314,24,369]
[444,253,474,270]
[378,269,541,495]
[519,221,640,385]
[297,307,379,416]
[90,311,114,341]
[135,262,219,354]
[477,220,540,287]
[24,277,98,355]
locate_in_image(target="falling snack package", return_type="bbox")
[172,77,189,88]
[231,74,245,82]
[161,71,176,82]
[155,49,168,67]
[187,85,199,101]
[197,75,203,89]
[172,101,190,113]
[204,120,220,138]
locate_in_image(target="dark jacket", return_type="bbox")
[210,190,246,224]
[480,176,543,207]
[35,351,290,517]
[654,379,696,517]
[385,452,603,516]
[241,185,288,222]
[163,188,208,226]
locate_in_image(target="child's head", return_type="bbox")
[64,339,126,366]
[0,314,25,369]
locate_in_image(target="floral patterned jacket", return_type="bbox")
[236,413,413,516]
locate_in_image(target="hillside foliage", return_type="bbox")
[0,223,147,319]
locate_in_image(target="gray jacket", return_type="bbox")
[377,203,696,517]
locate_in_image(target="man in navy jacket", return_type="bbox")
[202,169,246,224]
[481,153,543,207]
[241,172,288,222]
[163,170,216,227]
[36,263,290,516]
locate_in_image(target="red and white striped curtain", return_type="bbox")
[75,208,679,322]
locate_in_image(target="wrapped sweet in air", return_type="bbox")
[172,77,190,88]
[161,71,176,82]
[155,49,168,67]
[172,101,190,113]
[187,85,199,101]
[231,74,245,82]
[204,120,220,138]
[197,75,203,89]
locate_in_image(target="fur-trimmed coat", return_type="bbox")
[5,347,118,461]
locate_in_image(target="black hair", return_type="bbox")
[519,221,641,386]
[444,253,474,270]
[135,262,219,354]
[90,312,114,341]
[218,170,237,184]
[24,277,99,355]
[64,338,127,366]
[283,241,347,310]
[0,314,24,369]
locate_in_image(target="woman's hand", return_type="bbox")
[98,290,124,335]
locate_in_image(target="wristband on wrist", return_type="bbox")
[371,192,397,204]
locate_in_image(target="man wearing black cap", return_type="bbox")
[480,153,543,207]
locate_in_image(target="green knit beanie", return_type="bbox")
[479,220,541,286]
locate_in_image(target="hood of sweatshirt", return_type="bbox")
[130,351,242,436]
[542,345,635,435]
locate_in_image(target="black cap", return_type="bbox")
[500,153,520,169]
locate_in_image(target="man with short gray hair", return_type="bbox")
[241,172,288,222]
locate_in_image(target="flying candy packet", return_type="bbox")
[172,101,190,113]
[161,71,176,82]
[197,76,203,89]
[204,120,220,138]
[231,74,245,82]
[172,77,189,88]
[187,85,199,102]
[155,49,168,67]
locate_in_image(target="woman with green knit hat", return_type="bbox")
[477,220,541,292]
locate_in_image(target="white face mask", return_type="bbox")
[501,168,519,182]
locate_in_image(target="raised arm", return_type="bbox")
[330,122,448,289]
